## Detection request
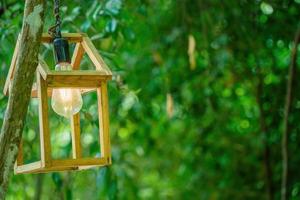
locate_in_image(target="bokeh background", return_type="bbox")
[1,0,300,199]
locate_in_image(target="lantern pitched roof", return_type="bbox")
[4,33,112,96]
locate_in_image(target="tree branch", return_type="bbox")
[0,0,45,198]
[281,27,300,200]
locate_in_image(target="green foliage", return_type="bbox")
[0,0,300,199]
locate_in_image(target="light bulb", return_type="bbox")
[51,62,83,118]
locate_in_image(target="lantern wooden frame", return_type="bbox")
[4,33,112,174]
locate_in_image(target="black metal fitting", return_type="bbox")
[53,37,70,64]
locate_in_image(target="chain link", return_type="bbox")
[48,0,62,38]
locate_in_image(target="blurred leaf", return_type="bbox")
[81,20,92,31]
[188,34,196,70]
[260,2,274,15]
[166,93,174,118]
[105,18,118,33]
[105,0,122,15]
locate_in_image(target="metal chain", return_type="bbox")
[48,0,62,38]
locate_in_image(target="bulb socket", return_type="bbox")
[53,37,71,64]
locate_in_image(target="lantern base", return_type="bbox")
[14,157,111,174]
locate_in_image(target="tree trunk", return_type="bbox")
[256,73,274,200]
[34,174,44,200]
[281,27,300,200]
[0,0,45,199]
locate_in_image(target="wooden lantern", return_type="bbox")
[4,33,112,174]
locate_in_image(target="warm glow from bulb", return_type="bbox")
[51,62,83,118]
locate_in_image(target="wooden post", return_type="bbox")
[70,42,84,159]
[37,72,51,167]
[71,114,82,159]
[71,43,85,70]
[3,35,21,96]
[97,82,111,163]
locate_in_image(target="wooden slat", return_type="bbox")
[71,43,85,69]
[30,166,78,174]
[47,78,101,88]
[48,70,108,76]
[81,36,112,75]
[14,161,42,174]
[46,70,111,88]
[78,165,97,170]
[37,72,52,167]
[97,82,111,163]
[71,113,82,159]
[41,33,83,43]
[3,34,21,96]
[52,158,107,167]
[15,164,78,174]
[46,73,110,88]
